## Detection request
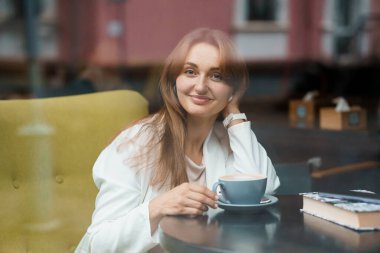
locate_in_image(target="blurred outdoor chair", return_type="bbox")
[312,161,380,193]
[0,90,148,253]
[275,157,322,195]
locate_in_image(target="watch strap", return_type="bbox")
[223,113,247,128]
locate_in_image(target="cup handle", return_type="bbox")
[212,182,230,204]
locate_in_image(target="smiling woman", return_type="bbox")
[75,28,280,253]
[175,43,233,120]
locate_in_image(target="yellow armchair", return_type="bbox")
[0,90,149,252]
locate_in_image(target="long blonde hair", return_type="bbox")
[129,28,248,189]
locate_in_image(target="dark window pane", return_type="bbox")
[248,0,277,21]
[334,0,356,55]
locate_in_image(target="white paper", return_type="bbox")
[332,97,350,112]
[303,91,319,101]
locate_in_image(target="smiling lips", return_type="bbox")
[190,95,212,105]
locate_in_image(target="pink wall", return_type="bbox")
[59,0,380,66]
[123,0,232,65]
[288,0,324,61]
[82,0,232,66]
[58,0,97,64]
[369,0,380,57]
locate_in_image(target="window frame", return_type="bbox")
[232,0,288,33]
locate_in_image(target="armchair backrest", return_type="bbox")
[0,90,149,252]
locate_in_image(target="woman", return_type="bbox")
[75,28,280,253]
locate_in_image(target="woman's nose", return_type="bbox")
[194,75,208,93]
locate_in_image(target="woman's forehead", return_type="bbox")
[184,43,220,68]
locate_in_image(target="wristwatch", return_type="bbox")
[223,113,247,128]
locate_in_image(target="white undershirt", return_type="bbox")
[185,156,206,186]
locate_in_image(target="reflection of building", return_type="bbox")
[0,0,380,98]
[0,0,58,60]
[234,0,380,63]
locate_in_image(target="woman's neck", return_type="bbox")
[185,116,216,164]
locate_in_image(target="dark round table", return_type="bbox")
[159,195,380,253]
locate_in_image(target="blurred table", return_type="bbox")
[159,195,380,253]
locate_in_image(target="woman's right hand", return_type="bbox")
[148,183,218,233]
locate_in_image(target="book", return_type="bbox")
[300,192,380,231]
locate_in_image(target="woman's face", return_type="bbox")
[175,43,233,120]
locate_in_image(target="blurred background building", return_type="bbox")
[0,0,379,133]
[1,0,379,100]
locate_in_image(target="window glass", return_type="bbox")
[334,0,356,55]
[247,0,278,21]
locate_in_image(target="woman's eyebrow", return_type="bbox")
[184,62,198,68]
[184,62,221,71]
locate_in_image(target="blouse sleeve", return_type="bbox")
[76,131,159,253]
[226,121,280,194]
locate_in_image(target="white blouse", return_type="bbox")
[75,121,280,253]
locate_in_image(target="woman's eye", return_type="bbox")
[210,72,223,82]
[184,69,196,76]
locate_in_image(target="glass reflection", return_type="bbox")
[209,208,281,251]
[303,213,380,252]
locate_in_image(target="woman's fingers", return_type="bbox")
[187,191,217,208]
[173,184,217,213]
[183,198,209,212]
[166,206,205,216]
[158,183,218,217]
[182,183,218,208]
[187,183,218,200]
[163,197,207,216]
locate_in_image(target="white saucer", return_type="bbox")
[217,195,278,213]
